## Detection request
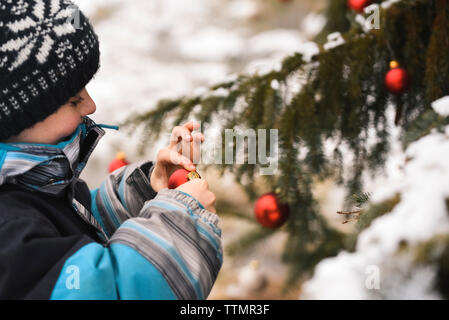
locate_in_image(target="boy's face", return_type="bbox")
[4,88,96,145]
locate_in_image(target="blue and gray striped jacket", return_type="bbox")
[0,117,223,299]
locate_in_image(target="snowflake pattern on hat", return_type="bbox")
[0,0,77,72]
[0,0,100,140]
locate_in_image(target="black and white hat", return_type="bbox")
[0,0,100,140]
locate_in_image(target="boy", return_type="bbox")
[0,0,222,299]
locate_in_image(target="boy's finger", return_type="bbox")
[193,132,205,142]
[191,133,203,164]
[158,148,189,165]
[167,149,196,171]
[182,121,200,132]
[180,135,192,161]
[169,126,192,149]
[183,133,203,164]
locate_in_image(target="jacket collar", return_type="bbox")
[0,117,107,196]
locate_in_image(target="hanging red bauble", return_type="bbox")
[347,0,371,13]
[168,168,202,189]
[385,60,410,95]
[108,152,129,173]
[254,193,290,229]
[168,168,190,189]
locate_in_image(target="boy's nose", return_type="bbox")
[84,99,96,116]
[81,89,97,116]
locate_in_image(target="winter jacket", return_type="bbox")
[0,117,223,300]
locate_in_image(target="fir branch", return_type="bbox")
[353,192,372,208]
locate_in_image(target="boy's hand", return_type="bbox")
[176,179,217,213]
[150,122,204,192]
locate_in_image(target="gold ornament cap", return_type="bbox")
[116,152,127,160]
[187,171,201,181]
[390,60,400,69]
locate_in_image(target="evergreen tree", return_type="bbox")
[123,0,449,289]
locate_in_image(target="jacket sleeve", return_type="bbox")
[89,160,158,237]
[49,189,223,300]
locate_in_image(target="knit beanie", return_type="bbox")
[0,0,100,140]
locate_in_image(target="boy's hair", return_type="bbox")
[0,0,100,141]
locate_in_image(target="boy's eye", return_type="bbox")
[70,96,84,107]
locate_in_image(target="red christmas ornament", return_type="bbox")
[168,168,190,189]
[168,169,202,189]
[108,152,129,173]
[347,0,371,13]
[254,193,290,229]
[385,61,410,95]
